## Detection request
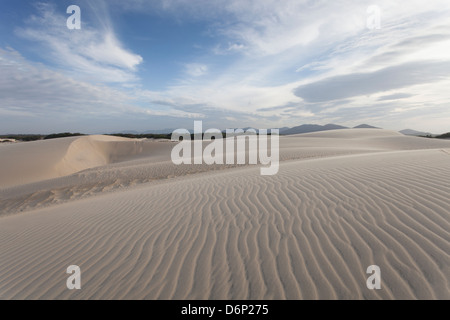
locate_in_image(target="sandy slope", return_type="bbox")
[0,135,155,188]
[0,129,449,299]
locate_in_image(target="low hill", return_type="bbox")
[281,124,348,135]
[400,129,433,136]
[436,132,450,139]
[354,124,379,129]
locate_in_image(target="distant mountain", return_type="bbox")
[354,124,379,129]
[400,129,433,136]
[281,124,348,135]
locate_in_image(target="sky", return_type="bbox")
[1,0,450,134]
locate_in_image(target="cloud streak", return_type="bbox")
[0,48,133,115]
[16,2,143,83]
[294,61,450,103]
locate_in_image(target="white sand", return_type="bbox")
[0,129,449,299]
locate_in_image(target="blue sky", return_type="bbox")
[1,0,450,134]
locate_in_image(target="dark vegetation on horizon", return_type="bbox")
[0,133,85,141]
[435,132,450,139]
[107,133,171,139]
[44,133,85,140]
[0,132,172,141]
[0,134,43,142]
[419,132,450,139]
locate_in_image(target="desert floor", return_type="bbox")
[0,129,449,299]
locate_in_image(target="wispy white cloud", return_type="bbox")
[0,48,204,131]
[16,2,143,83]
[0,47,133,114]
[184,63,208,77]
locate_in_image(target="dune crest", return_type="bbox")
[53,135,146,177]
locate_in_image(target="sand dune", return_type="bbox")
[0,129,449,299]
[0,135,165,188]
